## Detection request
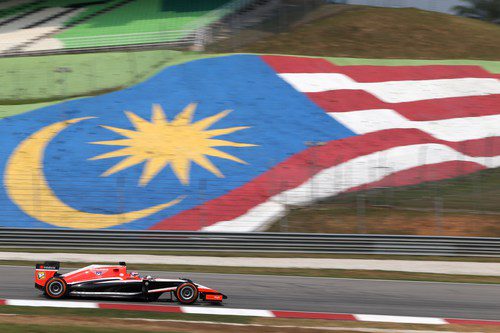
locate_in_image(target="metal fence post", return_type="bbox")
[357,194,366,234]
[118,174,126,229]
[193,28,206,51]
[434,196,443,235]
[199,178,207,230]
[280,180,288,232]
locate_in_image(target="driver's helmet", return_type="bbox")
[130,271,140,278]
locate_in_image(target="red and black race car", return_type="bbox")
[34,261,227,304]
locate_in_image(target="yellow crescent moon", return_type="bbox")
[4,117,183,229]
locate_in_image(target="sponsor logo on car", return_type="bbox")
[205,294,223,301]
[37,272,46,280]
[93,269,108,276]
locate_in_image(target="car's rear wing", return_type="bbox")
[34,261,60,289]
[35,261,60,270]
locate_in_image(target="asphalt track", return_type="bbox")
[1,266,499,320]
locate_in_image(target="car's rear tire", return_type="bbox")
[44,277,67,299]
[176,282,198,304]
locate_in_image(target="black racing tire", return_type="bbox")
[175,282,198,305]
[44,277,67,299]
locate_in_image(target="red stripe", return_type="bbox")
[320,65,493,82]
[446,318,500,326]
[261,55,494,81]
[308,90,500,121]
[348,161,486,192]
[273,310,356,321]
[150,129,495,230]
[98,303,182,313]
[0,299,5,306]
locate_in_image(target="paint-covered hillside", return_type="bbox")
[0,54,499,233]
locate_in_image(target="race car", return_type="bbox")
[34,261,227,304]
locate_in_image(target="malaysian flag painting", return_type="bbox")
[0,55,498,231]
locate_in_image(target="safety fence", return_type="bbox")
[57,30,199,49]
[0,164,497,235]
[0,229,499,256]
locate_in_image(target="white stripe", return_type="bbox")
[204,142,499,231]
[5,299,98,308]
[148,287,176,293]
[67,278,122,285]
[154,278,185,283]
[94,279,139,284]
[355,314,446,325]
[70,291,141,296]
[202,201,286,232]
[195,284,210,289]
[181,306,275,317]
[329,110,500,142]
[278,73,500,103]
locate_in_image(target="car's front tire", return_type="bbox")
[176,282,198,304]
[44,277,67,299]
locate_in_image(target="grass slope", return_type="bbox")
[211,3,500,60]
[0,50,212,107]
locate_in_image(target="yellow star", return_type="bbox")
[89,103,256,186]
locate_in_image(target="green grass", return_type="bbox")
[2,260,500,284]
[0,50,213,110]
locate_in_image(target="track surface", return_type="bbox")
[1,266,499,320]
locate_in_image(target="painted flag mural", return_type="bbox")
[0,54,499,231]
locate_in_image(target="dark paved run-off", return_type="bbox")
[1,266,499,320]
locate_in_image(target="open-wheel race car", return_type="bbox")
[35,261,227,304]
